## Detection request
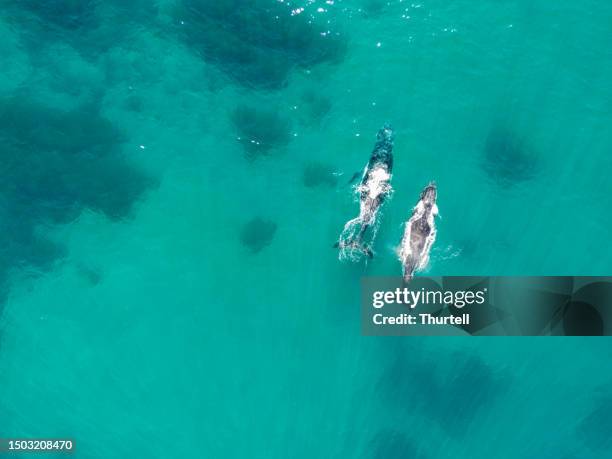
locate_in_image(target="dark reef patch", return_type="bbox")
[7,0,158,56]
[240,218,277,253]
[302,163,338,188]
[0,96,153,303]
[300,90,332,125]
[482,127,538,187]
[577,396,612,451]
[368,430,424,459]
[124,94,144,113]
[14,0,100,31]
[380,351,509,435]
[362,0,391,18]
[231,105,291,158]
[445,354,508,421]
[76,264,103,286]
[175,0,347,89]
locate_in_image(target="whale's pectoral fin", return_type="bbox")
[365,247,374,259]
[347,171,361,185]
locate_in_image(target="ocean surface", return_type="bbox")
[0,1,611,457]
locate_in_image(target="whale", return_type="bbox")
[398,182,438,282]
[335,125,394,261]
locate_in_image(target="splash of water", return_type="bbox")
[337,166,392,261]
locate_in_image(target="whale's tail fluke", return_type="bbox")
[335,237,374,260]
[402,272,413,286]
[401,257,418,285]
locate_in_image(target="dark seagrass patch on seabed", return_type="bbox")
[299,90,333,125]
[481,126,539,187]
[0,96,154,305]
[361,0,392,18]
[5,0,159,56]
[175,0,347,89]
[240,218,277,253]
[577,395,612,451]
[231,105,292,158]
[368,430,427,459]
[12,0,100,31]
[379,350,510,436]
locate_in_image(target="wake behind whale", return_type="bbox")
[335,125,394,262]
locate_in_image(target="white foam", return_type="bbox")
[356,167,391,201]
[337,166,392,262]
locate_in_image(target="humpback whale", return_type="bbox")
[398,182,438,282]
[336,125,394,261]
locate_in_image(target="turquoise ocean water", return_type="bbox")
[0,1,611,457]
